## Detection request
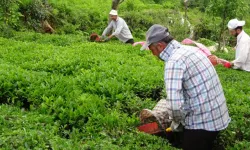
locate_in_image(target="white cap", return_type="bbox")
[109,9,118,16]
[227,19,245,30]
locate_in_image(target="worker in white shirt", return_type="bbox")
[227,19,250,72]
[101,10,134,44]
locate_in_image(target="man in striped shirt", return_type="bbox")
[141,24,231,150]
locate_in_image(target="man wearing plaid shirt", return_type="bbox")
[141,24,231,150]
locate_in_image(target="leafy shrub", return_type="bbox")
[19,0,54,31]
[1,30,250,149]
[197,38,216,46]
[0,24,15,38]
[0,105,84,149]
[0,0,21,29]
[193,17,221,41]
[163,0,181,9]
[123,9,190,40]
[122,11,153,38]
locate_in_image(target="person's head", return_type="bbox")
[109,10,118,21]
[141,24,174,57]
[227,19,245,37]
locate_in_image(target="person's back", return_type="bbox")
[141,24,230,150]
[166,42,230,130]
[111,17,133,42]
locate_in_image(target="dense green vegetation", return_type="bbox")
[0,32,172,149]
[1,0,250,149]
[0,31,250,149]
[1,0,250,40]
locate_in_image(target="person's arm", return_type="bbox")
[105,20,124,41]
[111,19,124,37]
[232,40,250,68]
[164,61,186,124]
[107,34,115,40]
[102,22,113,37]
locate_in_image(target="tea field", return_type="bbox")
[0,32,250,149]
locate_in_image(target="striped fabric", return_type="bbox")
[159,40,231,131]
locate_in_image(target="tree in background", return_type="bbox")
[112,0,125,10]
[206,0,249,51]
[20,0,55,33]
[0,0,55,33]
[198,0,210,12]
[184,0,188,20]
[187,0,210,12]
[0,0,22,37]
[0,0,21,28]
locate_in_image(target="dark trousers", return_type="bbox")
[125,39,134,44]
[182,129,219,150]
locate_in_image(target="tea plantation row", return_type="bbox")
[0,32,249,149]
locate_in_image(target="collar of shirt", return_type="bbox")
[159,40,181,62]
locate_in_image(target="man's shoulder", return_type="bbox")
[168,45,207,68]
[171,45,198,59]
[239,33,250,43]
[118,17,128,23]
[118,16,124,20]
[241,31,250,40]
[166,49,189,68]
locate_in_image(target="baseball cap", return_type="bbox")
[141,24,170,50]
[227,19,245,30]
[109,9,118,16]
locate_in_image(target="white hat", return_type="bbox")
[109,9,118,16]
[227,19,245,30]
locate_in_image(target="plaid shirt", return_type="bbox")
[160,40,231,131]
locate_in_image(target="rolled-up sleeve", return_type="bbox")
[102,22,113,36]
[164,61,185,123]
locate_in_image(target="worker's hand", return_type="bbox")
[230,61,234,67]
[100,35,106,41]
[166,127,172,132]
[104,37,110,42]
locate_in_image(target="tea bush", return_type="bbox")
[0,30,250,149]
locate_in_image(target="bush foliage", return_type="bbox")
[0,31,250,149]
[1,1,250,149]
